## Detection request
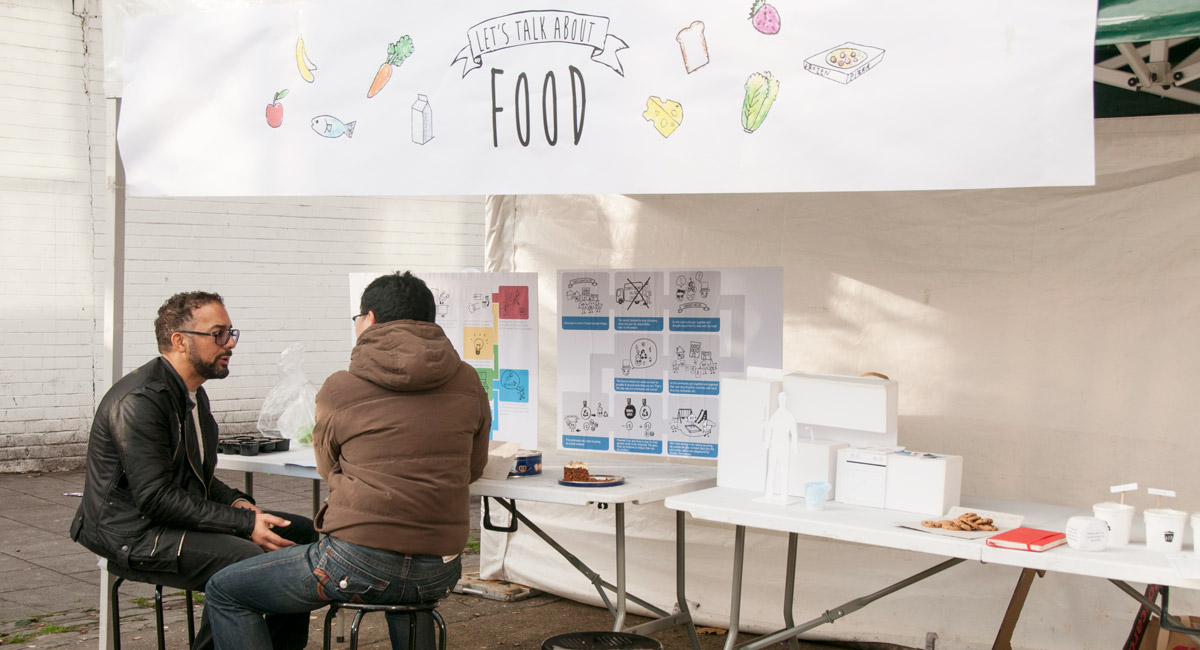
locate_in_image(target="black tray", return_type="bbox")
[217,436,290,456]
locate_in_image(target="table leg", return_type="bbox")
[1111,581,1200,645]
[991,568,1042,650]
[723,525,747,650]
[678,510,702,650]
[614,503,627,632]
[623,511,702,650]
[783,533,801,650]
[243,472,253,498]
[740,557,965,650]
[490,498,670,621]
[311,479,321,518]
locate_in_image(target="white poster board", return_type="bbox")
[117,0,1097,196]
[557,268,782,459]
[349,272,538,449]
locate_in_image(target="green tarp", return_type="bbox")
[1097,0,1200,45]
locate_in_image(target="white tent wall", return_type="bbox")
[479,115,1200,648]
[0,0,487,472]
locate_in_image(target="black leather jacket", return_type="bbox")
[69,357,255,573]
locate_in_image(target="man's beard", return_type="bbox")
[189,347,230,380]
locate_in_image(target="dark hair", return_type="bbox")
[154,291,225,353]
[360,271,436,323]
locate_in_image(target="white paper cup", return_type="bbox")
[1093,502,1135,547]
[1144,508,1188,552]
[1192,513,1200,554]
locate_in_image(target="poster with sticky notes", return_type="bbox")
[349,272,539,449]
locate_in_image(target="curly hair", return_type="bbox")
[154,291,225,353]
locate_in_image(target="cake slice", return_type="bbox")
[563,461,591,482]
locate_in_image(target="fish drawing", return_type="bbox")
[311,115,355,138]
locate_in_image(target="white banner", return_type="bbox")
[118,0,1097,196]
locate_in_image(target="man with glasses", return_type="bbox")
[70,291,317,650]
[205,271,491,650]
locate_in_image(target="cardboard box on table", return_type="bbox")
[717,369,896,499]
[885,452,963,516]
[834,447,963,516]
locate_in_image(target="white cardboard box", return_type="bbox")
[884,452,962,516]
[716,375,781,492]
[788,439,847,499]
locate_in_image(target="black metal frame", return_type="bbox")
[109,576,195,650]
[321,601,446,650]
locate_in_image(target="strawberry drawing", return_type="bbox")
[749,0,781,35]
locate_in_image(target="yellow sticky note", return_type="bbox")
[643,96,683,138]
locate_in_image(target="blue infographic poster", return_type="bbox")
[557,268,781,458]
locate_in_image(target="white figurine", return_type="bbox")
[761,392,800,503]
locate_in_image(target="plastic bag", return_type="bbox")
[256,343,318,445]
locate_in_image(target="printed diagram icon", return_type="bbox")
[629,338,657,368]
[615,277,653,309]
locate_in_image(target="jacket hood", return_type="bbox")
[349,320,463,392]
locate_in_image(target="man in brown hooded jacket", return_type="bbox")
[205,271,491,650]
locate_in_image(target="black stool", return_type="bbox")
[322,601,446,650]
[542,631,662,649]
[108,565,196,650]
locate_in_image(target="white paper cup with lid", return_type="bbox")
[1093,501,1135,547]
[1144,508,1188,552]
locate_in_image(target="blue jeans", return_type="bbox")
[205,536,461,650]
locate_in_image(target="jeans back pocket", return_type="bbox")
[313,542,393,604]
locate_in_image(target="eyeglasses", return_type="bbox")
[177,329,240,346]
[351,313,368,323]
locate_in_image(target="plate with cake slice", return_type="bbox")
[558,461,626,487]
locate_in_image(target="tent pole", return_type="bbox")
[103,96,126,392]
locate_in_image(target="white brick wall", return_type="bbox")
[118,196,486,436]
[0,1,487,472]
[0,0,100,472]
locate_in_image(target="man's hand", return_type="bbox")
[232,499,263,514]
[250,512,295,552]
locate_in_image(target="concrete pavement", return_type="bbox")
[0,469,870,649]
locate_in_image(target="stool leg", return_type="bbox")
[431,609,447,650]
[185,590,195,648]
[111,577,125,650]
[348,610,367,650]
[322,604,339,650]
[408,611,417,650]
[154,585,166,650]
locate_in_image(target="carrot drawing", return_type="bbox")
[367,35,414,98]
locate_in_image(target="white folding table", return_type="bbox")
[665,486,1200,650]
[216,447,322,515]
[473,463,716,649]
[216,452,717,648]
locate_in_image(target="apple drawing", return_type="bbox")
[266,89,288,128]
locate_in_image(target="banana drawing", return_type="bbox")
[296,35,317,83]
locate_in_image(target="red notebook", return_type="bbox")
[985,527,1067,552]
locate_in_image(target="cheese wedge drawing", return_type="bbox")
[643,96,683,138]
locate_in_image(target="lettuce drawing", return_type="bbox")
[741,71,780,133]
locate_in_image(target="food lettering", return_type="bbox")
[490,67,586,147]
